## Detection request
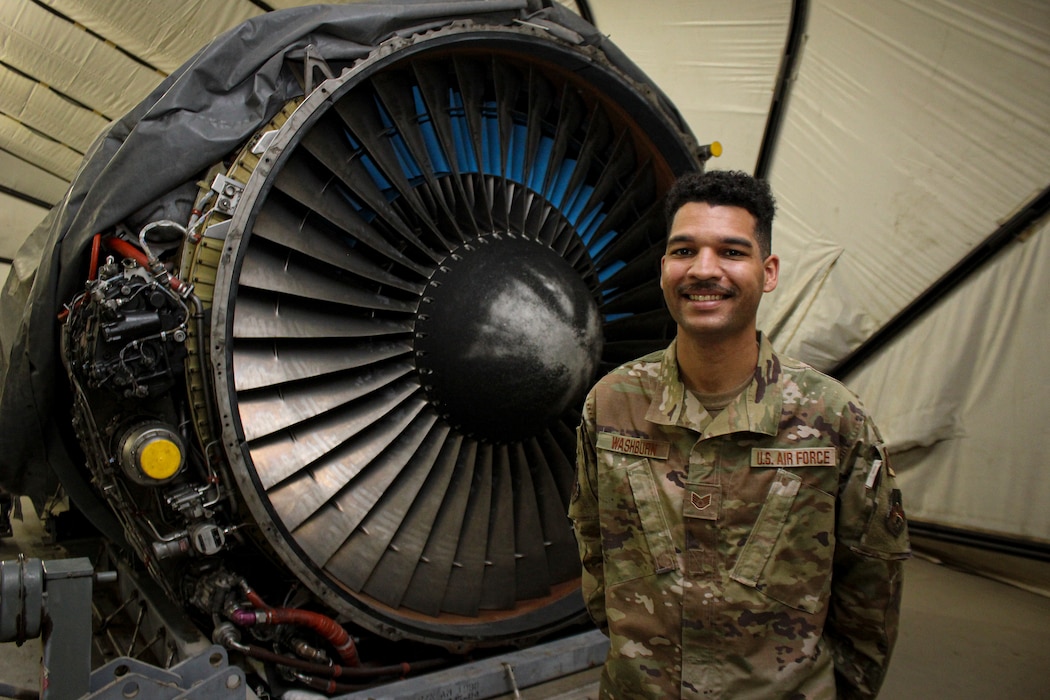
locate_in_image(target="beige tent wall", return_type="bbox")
[848,217,1048,542]
[592,0,1050,543]
[588,0,790,174]
[763,0,1050,370]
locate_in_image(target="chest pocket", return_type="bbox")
[598,457,678,585]
[730,469,835,613]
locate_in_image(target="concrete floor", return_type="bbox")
[1,502,1049,699]
[880,544,1050,699]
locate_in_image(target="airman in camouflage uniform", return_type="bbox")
[570,171,909,698]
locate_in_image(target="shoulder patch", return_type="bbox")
[886,488,906,537]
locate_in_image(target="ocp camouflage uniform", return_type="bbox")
[569,334,910,699]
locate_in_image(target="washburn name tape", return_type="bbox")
[597,432,670,459]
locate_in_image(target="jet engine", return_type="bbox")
[43,0,712,691]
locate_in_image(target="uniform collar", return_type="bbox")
[646,333,783,437]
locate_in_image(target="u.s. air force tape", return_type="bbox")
[751,447,837,467]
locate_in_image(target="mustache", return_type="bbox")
[677,283,734,296]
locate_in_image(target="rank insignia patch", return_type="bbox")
[886,488,906,537]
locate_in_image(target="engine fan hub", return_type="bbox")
[415,234,602,443]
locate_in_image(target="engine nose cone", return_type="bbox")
[415,234,602,443]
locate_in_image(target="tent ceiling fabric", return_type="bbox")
[766,0,1050,369]
[594,0,1050,368]
[589,0,792,174]
[0,0,1048,542]
[847,217,1050,542]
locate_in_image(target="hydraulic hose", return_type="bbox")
[244,643,446,680]
[215,622,446,681]
[239,580,272,610]
[88,233,102,281]
[230,607,360,667]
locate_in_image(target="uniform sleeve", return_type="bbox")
[827,419,911,699]
[568,391,607,633]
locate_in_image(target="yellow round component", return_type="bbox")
[710,141,723,157]
[139,439,183,480]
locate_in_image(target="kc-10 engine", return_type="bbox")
[45,1,711,691]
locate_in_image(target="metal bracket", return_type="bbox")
[298,43,335,96]
[202,219,231,242]
[85,646,247,699]
[210,174,245,216]
[249,130,279,156]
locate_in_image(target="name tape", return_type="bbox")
[751,447,837,468]
[597,433,670,460]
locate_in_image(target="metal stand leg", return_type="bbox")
[40,558,97,699]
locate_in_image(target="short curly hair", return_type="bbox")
[664,170,776,258]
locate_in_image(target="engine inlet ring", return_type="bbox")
[210,21,699,649]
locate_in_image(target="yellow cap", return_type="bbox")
[709,141,723,157]
[139,438,183,480]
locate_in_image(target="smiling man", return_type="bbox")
[570,170,910,699]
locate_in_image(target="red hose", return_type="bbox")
[101,237,190,295]
[239,643,445,681]
[239,582,272,611]
[88,233,102,281]
[57,233,104,322]
[233,607,359,667]
[102,236,148,268]
[263,608,359,667]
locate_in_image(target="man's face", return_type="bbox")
[660,202,779,343]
